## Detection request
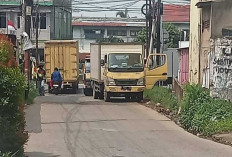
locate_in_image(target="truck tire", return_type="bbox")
[137,92,143,102]
[93,88,99,99]
[84,88,93,96]
[72,83,78,94]
[104,92,111,102]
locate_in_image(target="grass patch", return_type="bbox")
[144,86,179,112]
[144,85,232,137]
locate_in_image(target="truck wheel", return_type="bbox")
[137,92,143,102]
[84,88,87,96]
[72,83,78,94]
[104,92,111,102]
[93,89,99,99]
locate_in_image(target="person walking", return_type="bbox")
[37,64,46,96]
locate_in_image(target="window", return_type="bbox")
[40,13,46,29]
[0,12,6,28]
[84,29,104,39]
[222,29,232,37]
[130,30,140,36]
[107,30,127,36]
[181,29,190,41]
[17,13,21,29]
[32,13,46,29]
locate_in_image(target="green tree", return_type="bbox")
[163,23,180,48]
[134,28,147,43]
[96,36,124,43]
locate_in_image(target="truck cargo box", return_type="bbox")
[45,40,79,83]
[90,43,144,82]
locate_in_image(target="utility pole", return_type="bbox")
[146,0,149,58]
[24,0,33,81]
[35,1,39,63]
[156,0,161,53]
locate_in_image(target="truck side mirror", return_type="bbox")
[101,59,105,66]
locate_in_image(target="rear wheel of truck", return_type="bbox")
[93,88,99,99]
[72,83,78,94]
[104,92,111,102]
[84,88,93,96]
[137,92,143,102]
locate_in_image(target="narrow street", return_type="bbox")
[25,89,232,157]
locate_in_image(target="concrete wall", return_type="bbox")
[189,0,201,84]
[209,38,232,101]
[211,0,232,38]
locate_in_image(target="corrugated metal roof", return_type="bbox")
[163,4,190,23]
[72,22,127,27]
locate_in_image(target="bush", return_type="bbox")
[180,84,232,136]
[0,152,11,157]
[0,36,28,156]
[0,67,28,156]
[144,86,179,112]
[145,84,232,137]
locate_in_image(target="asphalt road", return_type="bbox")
[25,89,232,157]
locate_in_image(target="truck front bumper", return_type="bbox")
[105,86,145,93]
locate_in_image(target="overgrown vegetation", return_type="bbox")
[145,84,232,137]
[0,152,11,157]
[163,23,180,48]
[180,85,232,136]
[0,36,28,156]
[144,87,178,112]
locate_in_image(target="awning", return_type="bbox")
[196,1,212,8]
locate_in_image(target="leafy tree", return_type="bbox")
[96,36,124,43]
[163,23,180,48]
[134,28,147,43]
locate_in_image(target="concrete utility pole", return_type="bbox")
[23,0,33,81]
[35,0,39,63]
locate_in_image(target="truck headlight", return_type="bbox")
[106,77,116,86]
[137,78,145,86]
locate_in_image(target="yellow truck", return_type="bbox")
[90,43,168,102]
[44,40,79,93]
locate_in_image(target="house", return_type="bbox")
[0,0,72,62]
[189,0,232,101]
[72,4,190,55]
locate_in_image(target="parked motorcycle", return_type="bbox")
[52,82,61,95]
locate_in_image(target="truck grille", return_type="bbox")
[115,79,137,86]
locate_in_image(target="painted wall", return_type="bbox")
[209,38,232,101]
[211,0,232,38]
[179,48,189,84]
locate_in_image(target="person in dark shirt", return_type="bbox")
[51,68,62,88]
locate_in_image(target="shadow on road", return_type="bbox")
[25,152,60,157]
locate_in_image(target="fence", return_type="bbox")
[172,77,184,101]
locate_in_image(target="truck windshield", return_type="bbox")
[85,62,91,73]
[108,53,143,72]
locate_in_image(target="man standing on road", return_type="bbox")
[37,64,46,96]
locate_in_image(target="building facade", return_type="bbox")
[0,0,72,61]
[189,0,232,101]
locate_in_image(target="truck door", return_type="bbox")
[145,54,168,89]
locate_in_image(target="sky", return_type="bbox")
[72,0,190,18]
